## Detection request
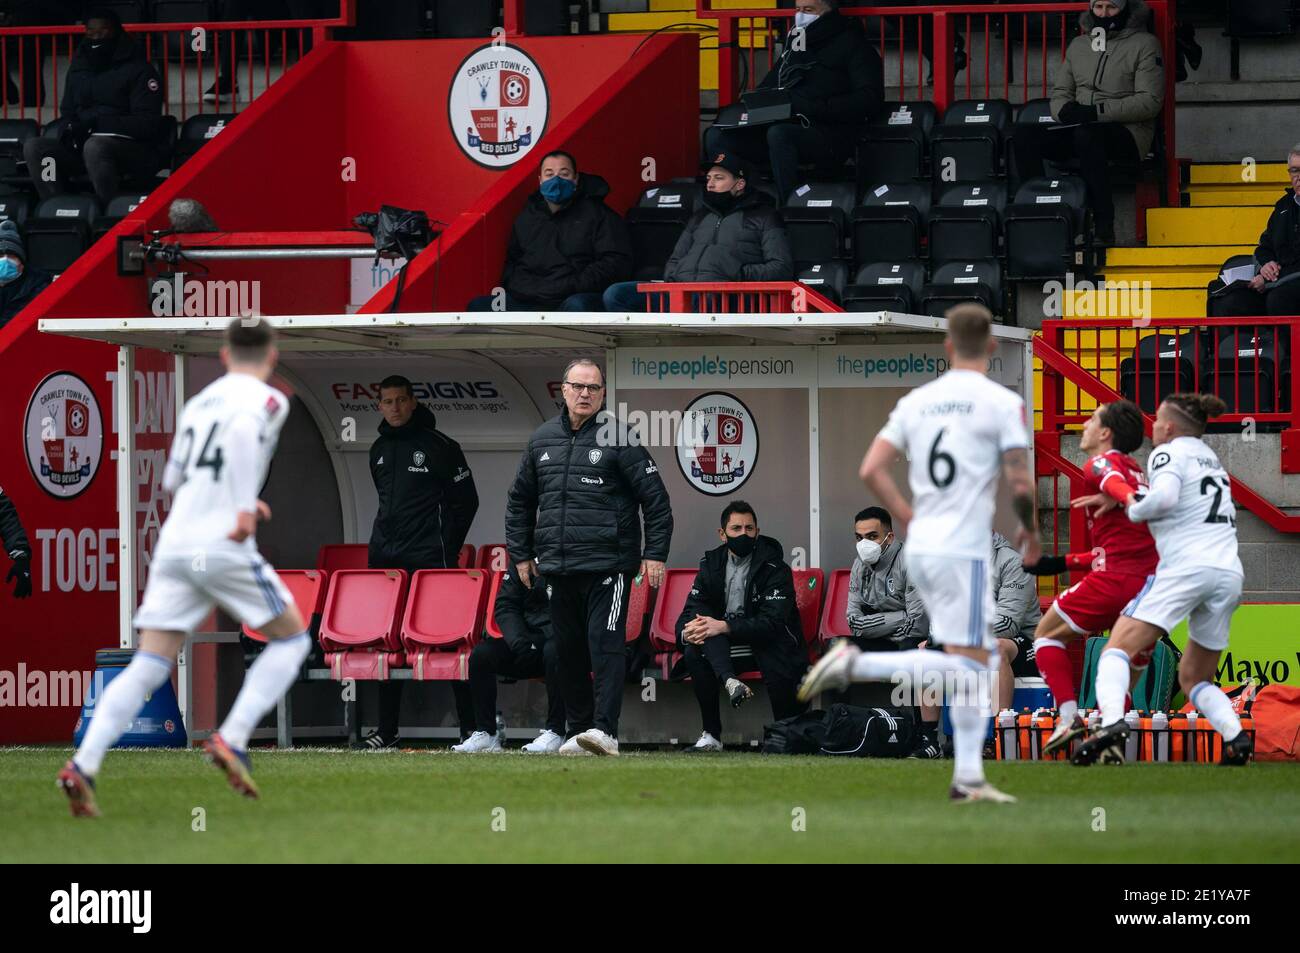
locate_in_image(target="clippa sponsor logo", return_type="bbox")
[49,883,151,933]
[331,381,501,401]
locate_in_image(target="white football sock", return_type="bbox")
[74,650,173,777]
[849,647,988,684]
[218,632,310,751]
[1095,648,1131,726]
[950,700,990,787]
[1058,699,1078,725]
[1188,680,1242,743]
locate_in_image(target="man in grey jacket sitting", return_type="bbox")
[602,151,793,312]
[990,530,1044,714]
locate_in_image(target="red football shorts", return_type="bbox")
[1052,571,1152,636]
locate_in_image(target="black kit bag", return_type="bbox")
[819,704,915,758]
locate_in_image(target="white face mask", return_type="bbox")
[856,538,882,565]
[794,11,820,29]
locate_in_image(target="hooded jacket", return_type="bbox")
[57,32,164,146]
[846,538,928,645]
[500,172,633,306]
[1050,0,1164,158]
[663,189,793,283]
[991,533,1042,642]
[493,568,552,655]
[367,404,479,569]
[1254,191,1300,281]
[758,10,884,154]
[0,266,53,329]
[673,534,805,659]
[505,407,673,575]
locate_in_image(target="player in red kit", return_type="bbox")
[1022,400,1158,756]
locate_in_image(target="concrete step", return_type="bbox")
[1146,206,1272,247]
[1102,269,1218,289]
[1189,162,1290,186]
[1104,245,1253,268]
[1188,186,1287,207]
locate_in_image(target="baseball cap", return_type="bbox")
[703,151,748,180]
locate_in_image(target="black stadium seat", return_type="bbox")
[1206,253,1257,316]
[174,113,238,167]
[919,258,1003,317]
[928,181,1006,263]
[783,181,854,268]
[1004,175,1089,279]
[851,182,930,266]
[0,194,34,226]
[24,195,101,274]
[0,119,39,193]
[843,261,926,313]
[1009,98,1058,182]
[1206,328,1290,416]
[855,100,938,187]
[796,261,848,305]
[626,180,699,280]
[1119,331,1205,413]
[930,99,1013,183]
[93,192,151,243]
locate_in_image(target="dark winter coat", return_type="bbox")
[505,407,672,575]
[493,567,552,655]
[367,404,479,569]
[663,190,792,283]
[57,33,164,145]
[1255,191,1300,280]
[501,172,633,306]
[0,484,30,558]
[0,266,53,329]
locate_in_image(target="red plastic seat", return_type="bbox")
[792,568,824,652]
[319,569,408,653]
[624,572,656,643]
[457,545,475,568]
[484,570,506,639]
[476,543,510,572]
[242,569,328,643]
[401,569,490,650]
[649,568,697,653]
[317,543,370,573]
[818,568,854,642]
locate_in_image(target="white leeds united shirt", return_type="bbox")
[877,369,1029,561]
[154,372,290,557]
[1128,435,1242,576]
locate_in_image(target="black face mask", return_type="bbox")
[703,190,739,216]
[1094,8,1130,32]
[86,38,116,72]
[725,534,756,558]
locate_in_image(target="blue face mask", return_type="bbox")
[540,176,577,204]
[0,257,19,284]
[794,11,820,29]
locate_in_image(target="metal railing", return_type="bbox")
[634,280,842,312]
[695,2,1179,205]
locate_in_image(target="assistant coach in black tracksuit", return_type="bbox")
[357,375,478,749]
[1,482,32,599]
[505,357,672,756]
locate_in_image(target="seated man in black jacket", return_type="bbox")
[602,152,792,312]
[24,10,165,203]
[703,1,883,204]
[451,568,567,753]
[1212,146,1300,316]
[467,150,632,312]
[675,500,808,751]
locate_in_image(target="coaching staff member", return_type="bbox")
[356,374,479,750]
[505,358,672,756]
[1,482,32,598]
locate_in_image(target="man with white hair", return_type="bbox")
[1213,145,1300,316]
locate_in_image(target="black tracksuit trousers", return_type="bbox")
[548,570,633,737]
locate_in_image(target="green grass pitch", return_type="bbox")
[3,748,1297,863]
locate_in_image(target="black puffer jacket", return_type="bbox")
[500,173,633,306]
[506,407,672,575]
[368,404,479,569]
[673,535,804,654]
[56,33,164,145]
[0,483,31,559]
[759,11,884,155]
[493,568,552,655]
[663,190,792,282]
[1255,192,1300,280]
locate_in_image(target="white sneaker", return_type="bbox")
[521,729,564,753]
[949,780,1018,804]
[558,735,593,756]
[686,731,723,752]
[451,731,502,753]
[797,639,858,702]
[575,728,619,757]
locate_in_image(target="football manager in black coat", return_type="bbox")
[24,10,165,203]
[505,357,673,756]
[355,374,479,750]
[468,150,632,312]
[675,501,807,751]
[704,0,884,203]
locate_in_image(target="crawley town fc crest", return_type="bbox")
[676,392,759,496]
[24,371,103,499]
[448,44,549,169]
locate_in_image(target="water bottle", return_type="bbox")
[1124,709,1141,762]
[1151,710,1169,761]
[1186,711,1199,761]
[998,709,1017,760]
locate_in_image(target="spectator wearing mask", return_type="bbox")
[990,531,1043,713]
[505,357,673,757]
[0,221,53,329]
[1212,145,1300,316]
[845,506,926,650]
[674,501,808,752]
[467,151,632,312]
[602,153,792,312]
[451,567,568,753]
[703,0,883,204]
[1012,0,1164,245]
[1,482,32,599]
[24,10,165,204]
[356,375,479,750]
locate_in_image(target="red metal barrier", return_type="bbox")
[696,2,1178,206]
[0,0,354,122]
[634,281,842,312]
[1034,432,1091,599]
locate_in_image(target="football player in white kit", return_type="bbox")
[798,304,1040,803]
[58,319,311,817]
[1071,393,1253,766]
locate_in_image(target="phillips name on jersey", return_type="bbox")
[1137,436,1242,575]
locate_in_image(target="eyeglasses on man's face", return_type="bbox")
[565,381,604,394]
